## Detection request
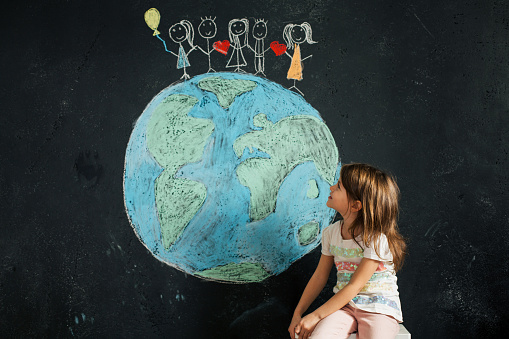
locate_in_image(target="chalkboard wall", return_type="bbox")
[2,0,508,338]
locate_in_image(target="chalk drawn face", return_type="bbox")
[253,21,267,39]
[291,25,306,44]
[199,19,217,39]
[231,20,247,36]
[170,23,187,43]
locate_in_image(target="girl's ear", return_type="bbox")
[351,200,362,212]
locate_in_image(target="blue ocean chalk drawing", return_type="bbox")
[124,72,340,283]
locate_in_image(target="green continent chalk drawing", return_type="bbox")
[233,113,338,221]
[298,222,320,246]
[307,179,319,199]
[146,94,214,248]
[124,72,340,283]
[198,77,257,108]
[196,262,270,283]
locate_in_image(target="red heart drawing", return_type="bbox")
[213,40,230,55]
[270,41,287,56]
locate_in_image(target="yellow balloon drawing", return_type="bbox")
[144,8,161,36]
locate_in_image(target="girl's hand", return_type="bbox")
[295,313,321,339]
[288,314,301,338]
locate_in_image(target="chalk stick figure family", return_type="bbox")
[144,9,317,95]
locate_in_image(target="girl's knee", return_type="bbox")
[357,314,399,339]
[310,310,356,339]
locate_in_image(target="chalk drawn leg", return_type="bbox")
[254,56,266,76]
[206,53,216,73]
[289,80,304,96]
[181,68,190,80]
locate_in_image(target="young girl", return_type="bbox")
[289,163,407,339]
[226,18,250,72]
[282,22,316,96]
[156,20,197,80]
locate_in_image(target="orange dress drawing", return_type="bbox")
[287,44,303,81]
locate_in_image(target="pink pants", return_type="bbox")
[310,305,399,339]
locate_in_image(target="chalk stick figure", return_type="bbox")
[197,17,218,73]
[226,18,250,73]
[249,19,271,76]
[282,22,317,96]
[156,20,197,80]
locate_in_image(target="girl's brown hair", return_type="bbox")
[340,163,407,271]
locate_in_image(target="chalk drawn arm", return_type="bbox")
[285,51,292,59]
[156,35,178,57]
[197,45,209,55]
[302,54,313,61]
[240,42,251,51]
[187,45,198,56]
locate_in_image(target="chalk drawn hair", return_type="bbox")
[201,16,216,21]
[254,18,267,25]
[170,20,195,47]
[283,22,317,49]
[228,18,249,46]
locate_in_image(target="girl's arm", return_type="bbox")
[295,257,380,339]
[156,35,178,57]
[288,254,334,339]
[187,45,198,55]
[285,51,293,59]
[302,54,313,61]
[196,45,208,55]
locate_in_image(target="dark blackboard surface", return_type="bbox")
[1,0,508,338]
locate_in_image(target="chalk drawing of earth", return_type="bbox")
[124,72,340,283]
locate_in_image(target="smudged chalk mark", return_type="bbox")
[74,150,103,188]
[406,7,435,39]
[175,291,185,301]
[229,297,289,332]
[467,255,476,270]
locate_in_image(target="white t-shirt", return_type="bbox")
[321,220,403,322]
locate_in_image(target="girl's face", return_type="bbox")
[291,25,306,44]
[170,23,187,43]
[327,180,351,217]
[252,22,267,39]
[199,19,216,38]
[231,21,246,36]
